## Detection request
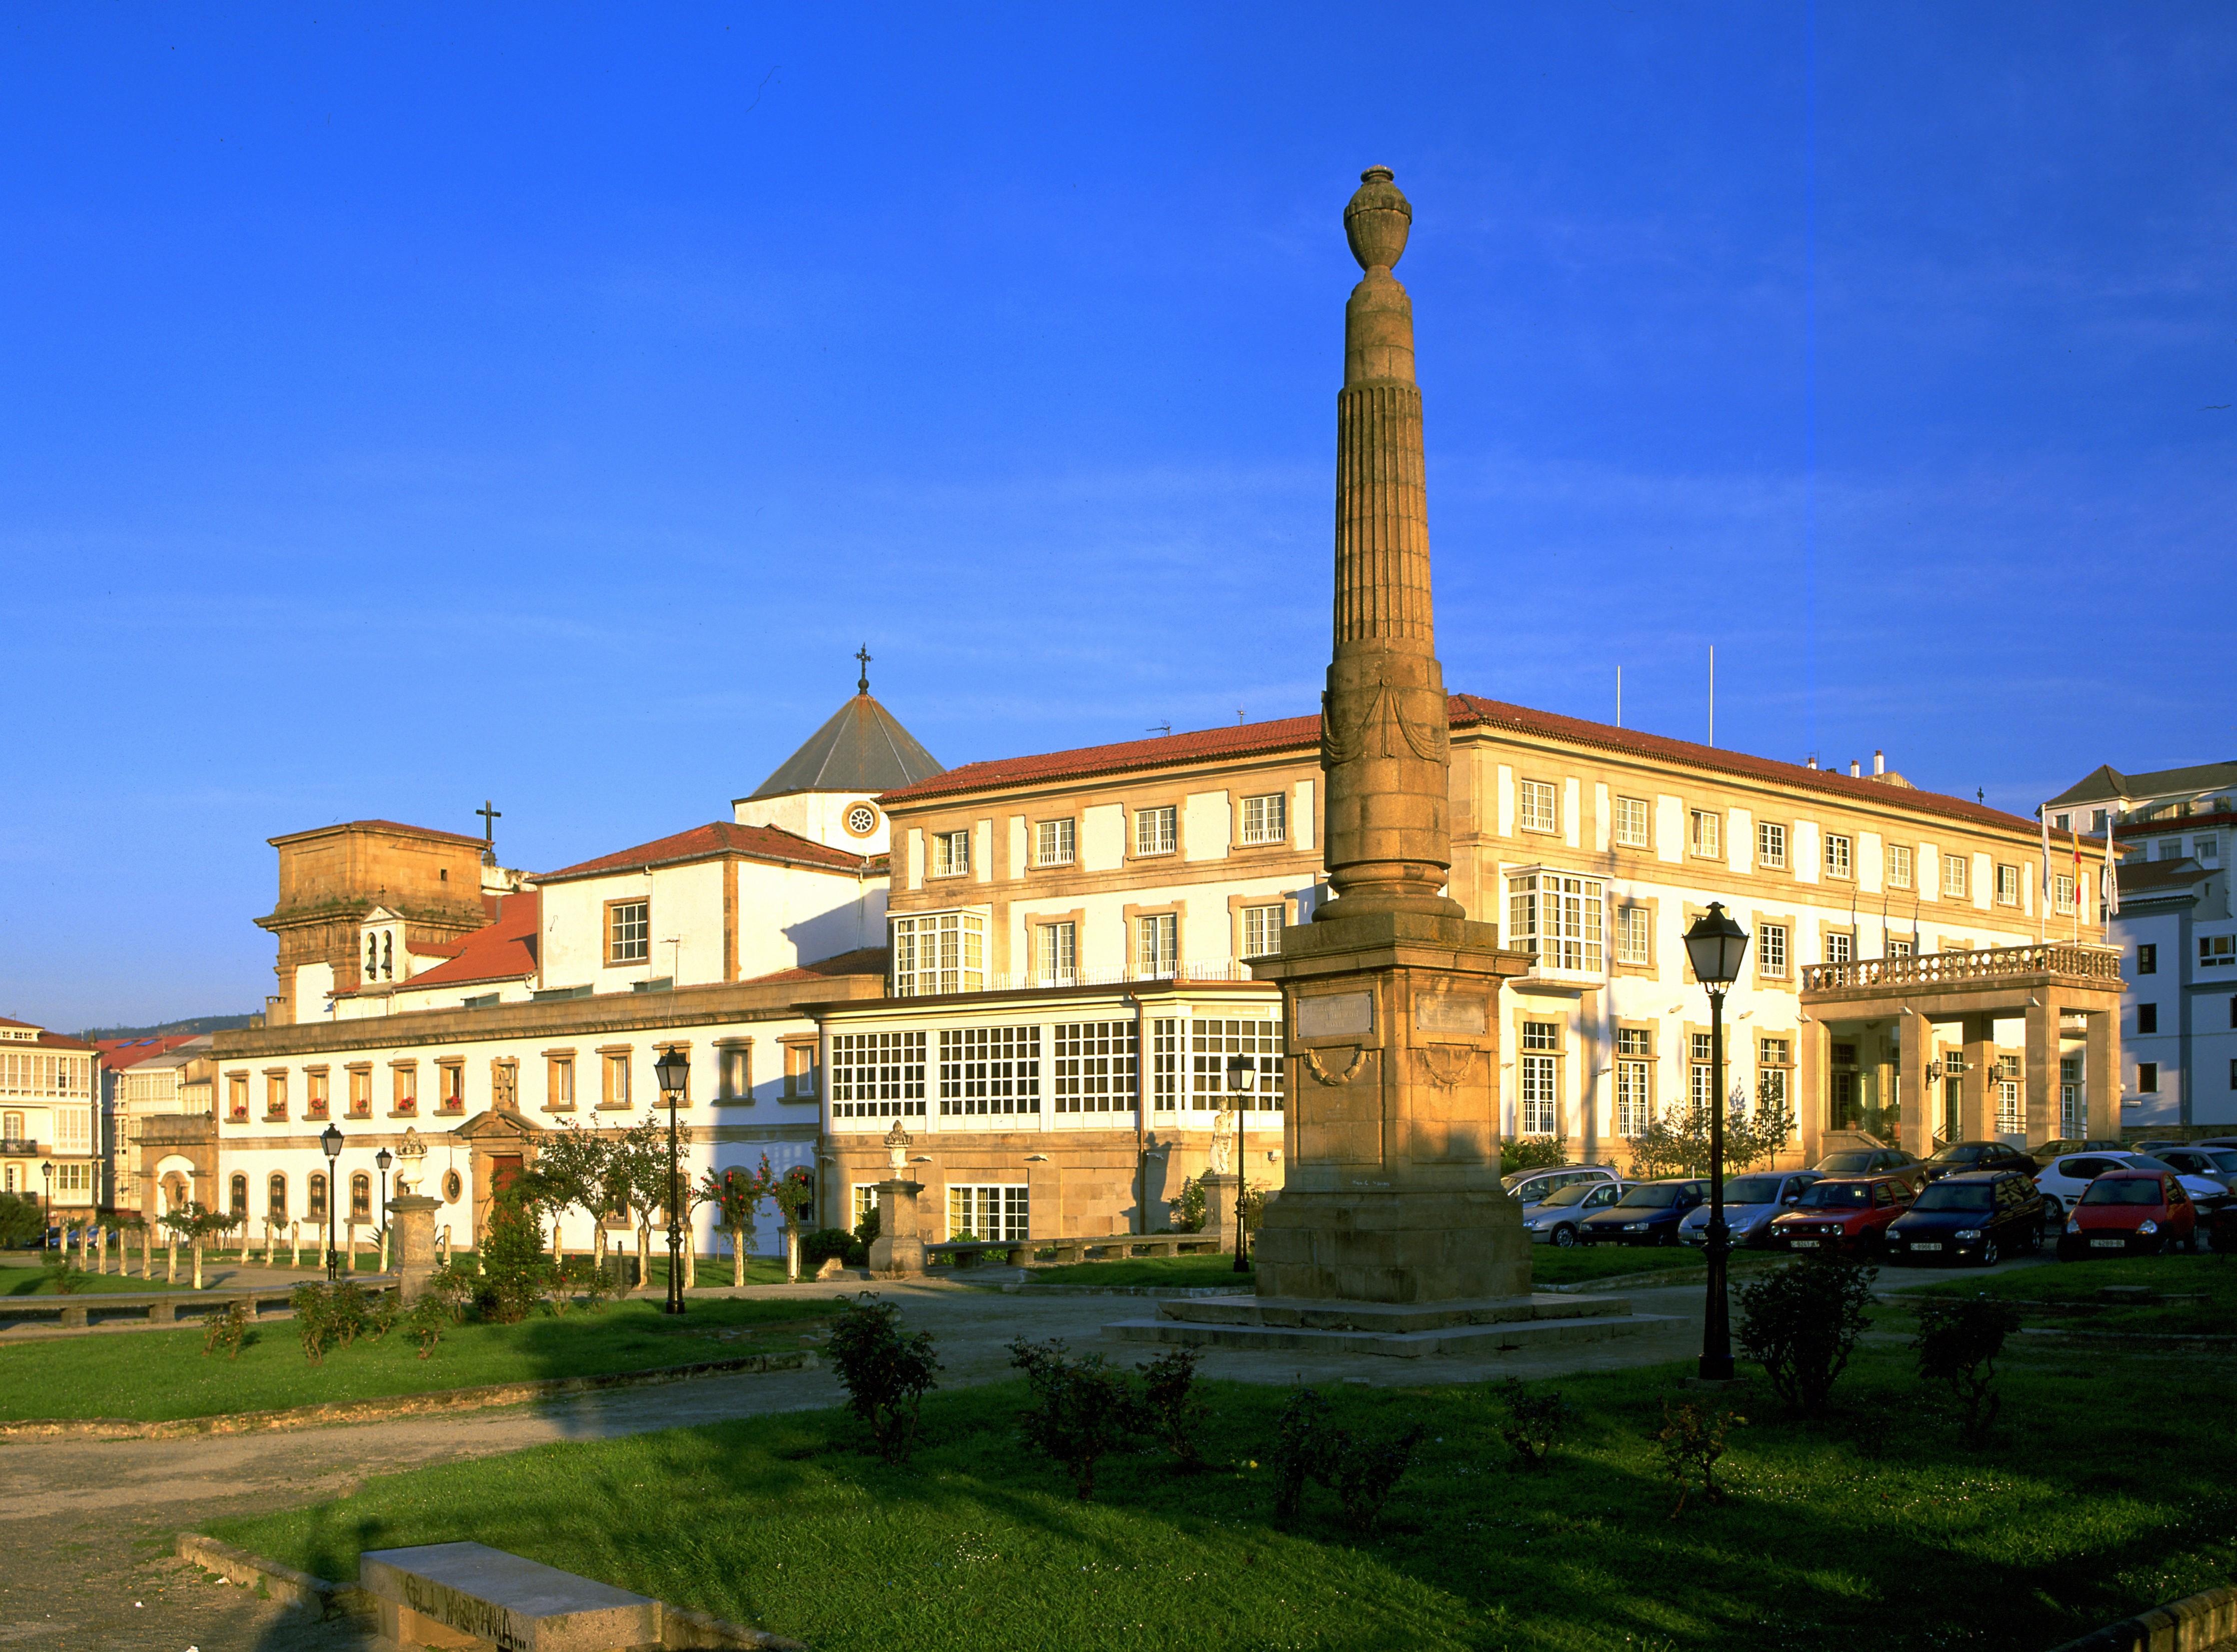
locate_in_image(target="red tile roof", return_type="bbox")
[95,1034,204,1069]
[740,946,891,985]
[0,1015,96,1053]
[363,891,541,994]
[540,822,872,882]
[881,694,2060,841]
[267,818,488,849]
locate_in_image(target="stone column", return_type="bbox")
[1197,1171,1239,1254]
[386,1194,442,1302]
[1797,1017,1830,1165]
[1960,1013,1994,1140]
[2085,1008,2121,1138]
[2023,995,2060,1147]
[868,1179,926,1277]
[1898,1010,1930,1160]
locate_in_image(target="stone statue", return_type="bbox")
[884,1122,912,1173]
[394,1126,428,1195]
[1209,1110,1236,1176]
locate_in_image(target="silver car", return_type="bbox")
[1523,1180,1626,1246]
[1678,1170,1823,1249]
[1500,1163,1623,1212]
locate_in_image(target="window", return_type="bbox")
[230,1173,248,1216]
[1689,809,1721,859]
[1151,1017,1180,1111]
[1240,792,1288,845]
[891,911,987,996]
[1136,913,1178,976]
[1757,923,1788,978]
[348,1067,372,1118]
[938,1026,1041,1115]
[1943,854,1968,898]
[547,1056,575,1110]
[784,1042,817,1098]
[1615,906,1650,967]
[1758,821,1787,869]
[2058,1057,2084,1137]
[2157,838,2183,861]
[602,1052,630,1108]
[1507,872,1604,973]
[1890,938,1914,957]
[1760,1036,1790,1068]
[2201,935,2236,969]
[1035,921,1078,984]
[349,1172,372,1222]
[2137,943,2157,975]
[2199,835,2221,863]
[1189,1019,1285,1111]
[308,1172,328,1221]
[1689,1033,1715,1112]
[1824,833,1852,879]
[438,1063,465,1113]
[2092,810,2109,833]
[1053,1021,1138,1113]
[1886,843,1912,888]
[391,1064,417,1115]
[1616,1027,1653,1059]
[1519,780,1558,834]
[1995,864,2020,905]
[831,1031,926,1119]
[1615,1043,1653,1137]
[2136,1061,2159,1093]
[1134,806,1177,856]
[607,899,650,964]
[2135,1002,2159,1035]
[1615,796,1651,849]
[2053,873,2077,915]
[846,802,879,837]
[2053,813,2070,831]
[1242,904,1286,958]
[268,1173,288,1222]
[719,1044,751,1101]
[1034,818,1075,867]
[854,1184,879,1230]
[265,1073,288,1119]
[306,1070,329,1119]
[228,1074,249,1120]
[1824,931,1854,965]
[1518,1022,1560,1135]
[947,1184,1028,1243]
[932,829,971,877]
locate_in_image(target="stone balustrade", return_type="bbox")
[1802,941,2123,994]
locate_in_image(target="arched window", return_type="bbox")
[381,932,393,979]
[268,1173,288,1222]
[366,932,378,977]
[350,1172,371,1221]
[308,1172,328,1221]
[230,1173,248,1216]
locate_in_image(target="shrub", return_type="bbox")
[366,1289,403,1341]
[1009,1339,1144,1500]
[476,1192,551,1324]
[1501,1135,1569,1175]
[1656,1400,1742,1515]
[405,1293,452,1359]
[550,1253,611,1314]
[1137,1346,1209,1469]
[1736,1253,1875,1415]
[0,1192,44,1248]
[329,1280,372,1348]
[290,1283,332,1365]
[1170,1176,1207,1233]
[825,1294,941,1464]
[1270,1386,1427,1532]
[202,1300,252,1360]
[800,1228,858,1270]
[1493,1376,1576,1470]
[852,1205,880,1263]
[1912,1295,2023,1447]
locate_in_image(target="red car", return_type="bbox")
[2057,1168,2199,1259]
[1768,1175,1914,1255]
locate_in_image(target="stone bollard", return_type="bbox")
[166,1232,180,1285]
[192,1241,205,1292]
[96,1226,108,1275]
[342,1221,356,1273]
[378,1225,391,1275]
[290,1221,302,1269]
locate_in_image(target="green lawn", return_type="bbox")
[1025,1253,1249,1287]
[0,1264,195,1297]
[208,1337,2237,1652]
[1530,1244,1735,1285]
[1908,1252,2237,1335]
[1020,1246,1735,1290]
[0,1295,831,1422]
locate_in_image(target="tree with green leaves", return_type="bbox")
[524,1117,614,1270]
[160,1202,241,1290]
[701,1161,773,1286]
[763,1155,817,1282]
[603,1115,670,1295]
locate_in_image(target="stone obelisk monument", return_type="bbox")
[1248,167,1534,1306]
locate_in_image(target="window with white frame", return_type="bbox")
[1134,805,1177,856]
[947,1183,1028,1243]
[1615,905,1650,967]
[1758,820,1788,869]
[607,899,650,964]
[1053,1021,1138,1114]
[1825,833,1852,879]
[890,911,986,997]
[1689,809,1721,859]
[1614,796,1651,849]
[1518,1021,1560,1135]
[1689,1032,1715,1113]
[1034,818,1075,866]
[1824,931,1854,964]
[1890,938,1914,957]
[1151,1017,1180,1110]
[1189,1018,1285,1111]
[938,1026,1041,1116]
[1996,864,2020,904]
[853,1183,879,1230]
[1135,913,1178,976]
[1507,872,1604,973]
[1519,780,1558,834]
[1887,843,1912,888]
[1241,903,1286,958]
[1614,1027,1653,1136]
[2199,934,2236,969]
[1240,792,1287,845]
[719,1045,751,1101]
[2060,1055,2084,1136]
[2053,873,2077,915]
[1757,922,1788,978]
[2198,835,2221,863]
[831,1031,926,1118]
[1035,921,1077,984]
[600,1053,628,1108]
[1996,1078,2021,1135]
[1943,853,1967,898]
[932,829,971,877]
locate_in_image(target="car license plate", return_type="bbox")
[1910,1242,1941,1252]
[2090,1237,2125,1248]
[1790,1239,1820,1249]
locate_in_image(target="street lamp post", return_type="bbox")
[1225,1052,1257,1271]
[320,1124,344,1281]
[655,1045,690,1315]
[1682,901,1751,1382]
[375,1147,394,1239]
[40,1163,54,1247]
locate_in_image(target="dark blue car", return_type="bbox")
[1579,1178,1709,1246]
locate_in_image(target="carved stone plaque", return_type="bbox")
[1294,991,1375,1039]
[1413,993,1488,1036]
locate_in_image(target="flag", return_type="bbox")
[2102,823,2120,919]
[2038,806,2051,942]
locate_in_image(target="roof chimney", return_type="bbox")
[1805,754,1817,769]
[1874,749,1885,777]
[1848,759,1861,778]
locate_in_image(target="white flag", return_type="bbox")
[2102,824,2120,919]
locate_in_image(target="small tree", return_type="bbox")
[1010,1338,1144,1501]
[1270,1386,1426,1532]
[606,1116,670,1295]
[1493,1376,1576,1470]
[1912,1295,2022,1448]
[160,1202,239,1290]
[1170,1176,1206,1233]
[1137,1347,1210,1470]
[523,1120,612,1265]
[1656,1401,1742,1514]
[701,1162,773,1286]
[477,1190,552,1323]
[1626,1104,1711,1181]
[763,1157,816,1282]
[825,1293,941,1463]
[1732,1075,1799,1170]
[1500,1136,1569,1176]
[1736,1253,1876,1416]
[290,1282,333,1364]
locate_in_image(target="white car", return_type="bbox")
[2035,1151,2228,1219]
[1500,1164,1622,1211]
[1522,1180,1626,1246]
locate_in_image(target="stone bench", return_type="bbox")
[922,1239,1033,1267]
[1035,1235,1211,1263]
[361,1541,662,1650]
[0,1286,306,1331]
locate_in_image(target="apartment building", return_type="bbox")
[0,1017,99,1215]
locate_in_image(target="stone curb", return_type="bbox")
[999,1283,1256,1297]
[2045,1582,2237,1652]
[173,1533,809,1647]
[0,1350,815,1441]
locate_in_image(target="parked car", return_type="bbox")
[2057,1168,2199,1259]
[1677,1170,1822,1249]
[2030,1137,2127,1165]
[2149,1146,2237,1196]
[1884,1170,2045,1267]
[1915,1141,2040,1184]
[1523,1179,1627,1246]
[2036,1152,2229,1220]
[1578,1178,1708,1246]
[1813,1147,1925,1190]
[1768,1175,1914,1255]
[1500,1163,1622,1210]
[2195,1137,2237,1153]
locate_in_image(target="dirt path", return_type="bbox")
[0,1278,1707,1650]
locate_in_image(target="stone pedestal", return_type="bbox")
[386,1194,442,1302]
[867,1179,926,1277]
[1197,1171,1240,1253]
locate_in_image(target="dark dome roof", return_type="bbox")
[746,692,944,801]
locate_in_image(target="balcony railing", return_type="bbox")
[987,959,1272,993]
[1803,942,2123,994]
[0,1137,39,1157]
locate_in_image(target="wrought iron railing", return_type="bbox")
[1802,942,2122,993]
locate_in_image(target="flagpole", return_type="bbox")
[2036,806,2049,945]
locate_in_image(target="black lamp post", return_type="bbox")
[320,1123,344,1280]
[1682,901,1750,1381]
[1225,1051,1257,1272]
[375,1147,393,1239]
[655,1045,691,1315]
[40,1163,53,1242]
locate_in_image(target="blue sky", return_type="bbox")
[4,4,2232,1029]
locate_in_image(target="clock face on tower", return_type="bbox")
[844,802,880,839]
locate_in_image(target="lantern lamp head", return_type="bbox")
[321,1124,344,1161]
[375,1148,393,1172]
[1682,901,1750,990]
[1226,1052,1259,1093]
[654,1046,690,1095]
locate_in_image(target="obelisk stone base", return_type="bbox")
[868,1179,926,1278]
[385,1194,442,1302]
[1196,1171,1240,1254]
